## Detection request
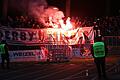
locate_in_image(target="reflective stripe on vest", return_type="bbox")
[93,42,105,58]
[0,44,5,54]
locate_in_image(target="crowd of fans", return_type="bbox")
[0,15,120,48]
[0,15,120,36]
[7,16,45,28]
[71,16,120,36]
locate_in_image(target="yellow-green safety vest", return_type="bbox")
[93,42,105,58]
[0,44,5,54]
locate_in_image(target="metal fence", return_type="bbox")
[45,41,72,62]
[104,36,120,46]
[104,36,120,55]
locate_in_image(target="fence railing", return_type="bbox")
[104,36,120,54]
[107,63,120,74]
[104,36,120,46]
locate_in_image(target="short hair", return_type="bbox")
[95,35,102,42]
[1,40,6,44]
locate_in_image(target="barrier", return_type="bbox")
[0,27,94,62]
[0,50,46,63]
[104,36,120,55]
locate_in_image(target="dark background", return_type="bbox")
[0,0,120,18]
[47,0,120,16]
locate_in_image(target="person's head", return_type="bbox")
[1,40,6,44]
[95,35,102,42]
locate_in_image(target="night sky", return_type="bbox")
[47,0,120,16]
[0,0,120,17]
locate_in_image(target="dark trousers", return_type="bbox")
[1,54,10,69]
[94,57,106,79]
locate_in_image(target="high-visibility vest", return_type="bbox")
[93,42,105,58]
[0,44,5,54]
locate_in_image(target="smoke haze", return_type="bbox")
[28,0,64,27]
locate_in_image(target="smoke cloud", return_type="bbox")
[28,0,65,27]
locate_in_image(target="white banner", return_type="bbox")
[0,50,46,63]
[0,27,94,45]
[0,28,40,44]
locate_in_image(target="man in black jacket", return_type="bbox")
[91,35,108,80]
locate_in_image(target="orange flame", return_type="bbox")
[48,17,74,31]
[60,17,73,31]
[47,16,79,44]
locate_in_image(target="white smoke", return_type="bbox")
[28,0,65,28]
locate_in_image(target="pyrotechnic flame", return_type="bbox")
[65,17,73,30]
[28,0,83,45]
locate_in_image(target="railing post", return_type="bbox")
[86,69,89,77]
